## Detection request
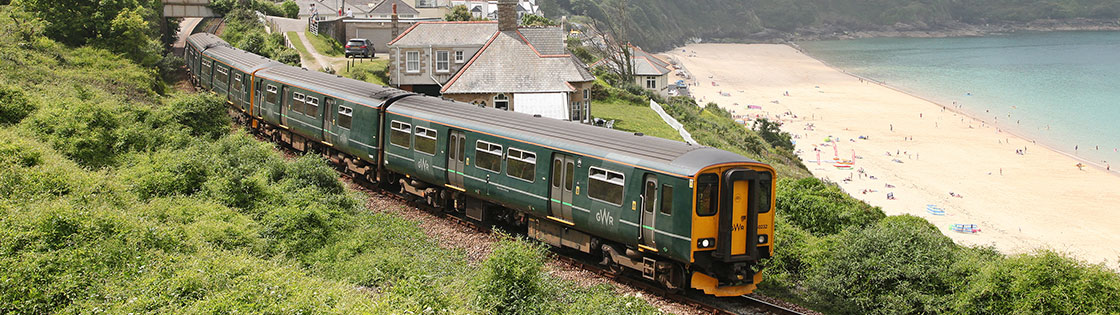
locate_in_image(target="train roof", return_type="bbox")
[186,33,229,51]
[390,96,760,177]
[255,65,411,109]
[204,45,282,73]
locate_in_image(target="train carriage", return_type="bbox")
[183,33,775,297]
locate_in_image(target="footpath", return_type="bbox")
[264,16,335,70]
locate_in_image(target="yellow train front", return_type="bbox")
[688,163,775,296]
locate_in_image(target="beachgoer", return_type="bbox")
[890,124,893,131]
[345,7,353,17]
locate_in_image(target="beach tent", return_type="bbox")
[926,204,946,215]
[950,224,981,233]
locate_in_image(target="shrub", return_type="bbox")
[0,84,34,124]
[950,250,1120,314]
[120,147,210,200]
[475,235,554,314]
[753,118,793,150]
[26,99,120,168]
[803,215,961,314]
[281,0,299,18]
[272,47,300,66]
[776,177,885,235]
[165,93,229,139]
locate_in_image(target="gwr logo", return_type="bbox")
[732,223,746,231]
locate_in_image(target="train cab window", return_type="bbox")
[506,148,535,182]
[475,140,502,173]
[306,97,320,118]
[588,167,624,206]
[337,106,353,129]
[660,185,673,215]
[292,92,305,114]
[758,179,771,213]
[266,85,278,104]
[390,121,411,149]
[414,126,437,155]
[696,173,719,216]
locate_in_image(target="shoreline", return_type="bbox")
[719,19,1120,45]
[665,43,1120,268]
[787,43,1120,176]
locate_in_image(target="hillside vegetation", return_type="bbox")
[587,66,1120,315]
[0,5,662,313]
[542,0,1120,50]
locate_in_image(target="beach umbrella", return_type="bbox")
[833,142,839,158]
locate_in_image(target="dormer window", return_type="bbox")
[494,94,509,110]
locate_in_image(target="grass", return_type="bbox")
[336,58,390,86]
[306,32,343,57]
[285,31,312,63]
[592,99,684,142]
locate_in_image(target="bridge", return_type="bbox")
[163,0,217,18]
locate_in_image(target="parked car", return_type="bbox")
[345,38,373,58]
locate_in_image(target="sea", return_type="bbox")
[797,31,1120,168]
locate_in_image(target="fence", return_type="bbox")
[649,100,697,145]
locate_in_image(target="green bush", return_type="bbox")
[165,93,229,139]
[281,0,299,18]
[475,235,554,314]
[803,215,961,314]
[0,85,34,125]
[950,250,1120,314]
[776,177,885,235]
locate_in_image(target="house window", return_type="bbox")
[583,88,589,100]
[570,101,581,121]
[406,51,420,73]
[390,121,411,149]
[493,94,509,110]
[435,51,449,73]
[506,148,536,182]
[646,76,657,89]
[338,106,353,129]
[414,126,437,155]
[584,100,590,122]
[454,51,465,63]
[588,167,625,206]
[475,140,502,173]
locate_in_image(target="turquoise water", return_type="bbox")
[798,31,1120,167]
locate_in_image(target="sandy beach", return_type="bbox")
[666,43,1120,268]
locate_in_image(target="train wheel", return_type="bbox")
[600,245,624,275]
[659,263,686,293]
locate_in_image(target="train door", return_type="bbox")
[279,86,289,127]
[640,174,658,248]
[447,130,466,188]
[549,154,576,223]
[322,97,334,143]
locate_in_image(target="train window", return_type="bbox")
[292,92,305,114]
[414,126,437,155]
[758,179,771,213]
[643,180,655,213]
[202,60,211,74]
[215,67,228,85]
[588,167,624,206]
[506,148,535,182]
[390,121,411,149]
[565,161,574,190]
[337,106,352,129]
[475,140,502,173]
[660,185,673,215]
[551,159,561,188]
[266,85,278,105]
[306,97,320,118]
[696,173,718,216]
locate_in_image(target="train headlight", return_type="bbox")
[697,238,715,249]
[757,234,768,244]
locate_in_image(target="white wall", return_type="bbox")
[513,93,568,120]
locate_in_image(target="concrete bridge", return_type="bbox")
[163,0,217,17]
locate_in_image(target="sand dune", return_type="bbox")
[667,43,1120,268]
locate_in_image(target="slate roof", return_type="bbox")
[519,27,566,55]
[369,0,420,15]
[442,31,593,94]
[387,22,498,47]
[590,45,672,76]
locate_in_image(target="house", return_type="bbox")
[387,0,595,123]
[592,45,673,97]
[450,0,538,20]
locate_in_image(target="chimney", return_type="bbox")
[498,0,517,32]
[391,2,400,38]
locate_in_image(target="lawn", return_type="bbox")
[336,58,390,86]
[591,99,684,142]
[307,32,343,57]
[285,31,312,63]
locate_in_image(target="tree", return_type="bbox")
[445,5,473,21]
[521,14,556,26]
[281,0,299,19]
[752,118,793,150]
[588,2,636,85]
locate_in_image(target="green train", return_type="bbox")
[186,33,775,296]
